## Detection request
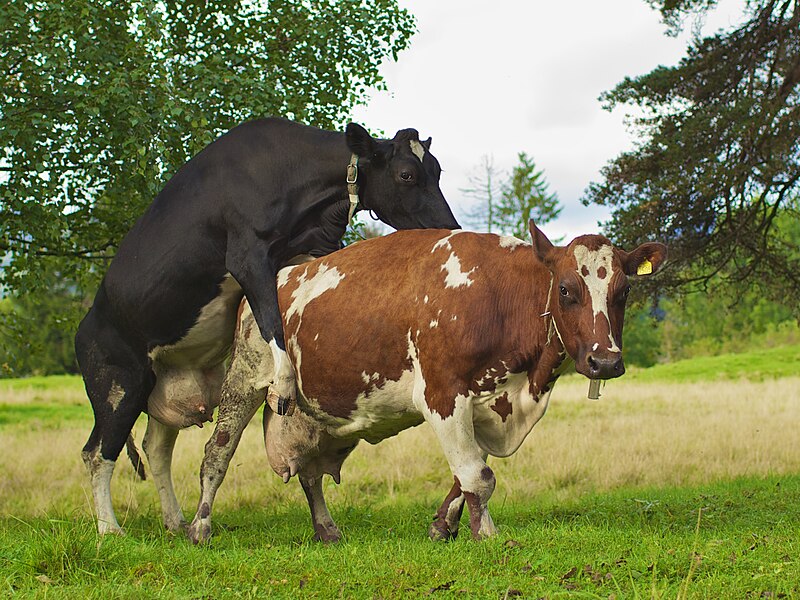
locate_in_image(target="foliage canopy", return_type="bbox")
[586,0,800,315]
[0,0,415,297]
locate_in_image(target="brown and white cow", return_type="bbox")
[182,222,665,543]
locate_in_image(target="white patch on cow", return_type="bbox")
[314,333,319,342]
[284,263,345,324]
[472,371,552,458]
[498,235,528,249]
[83,447,122,534]
[424,295,429,304]
[409,139,426,162]
[277,263,303,288]
[444,494,465,531]
[149,273,242,368]
[107,381,125,410]
[361,371,381,385]
[429,319,438,328]
[407,330,427,409]
[441,251,476,288]
[573,244,621,352]
[451,315,458,321]
[431,229,467,253]
[269,339,301,398]
[326,368,421,443]
[592,342,599,352]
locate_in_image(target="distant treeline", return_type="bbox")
[623,285,798,368]
[2,272,797,378]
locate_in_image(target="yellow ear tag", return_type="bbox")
[637,259,653,276]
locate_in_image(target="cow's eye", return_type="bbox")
[559,285,569,297]
[616,285,631,304]
[400,171,414,182]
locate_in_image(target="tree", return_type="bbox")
[0,264,84,376]
[461,155,501,233]
[496,152,561,240]
[463,153,561,237]
[0,0,414,295]
[0,0,416,375]
[585,0,800,316]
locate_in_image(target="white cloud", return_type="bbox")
[353,0,747,244]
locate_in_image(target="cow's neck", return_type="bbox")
[509,258,571,399]
[283,143,358,259]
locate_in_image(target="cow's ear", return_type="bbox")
[346,123,393,165]
[346,123,376,158]
[530,220,556,266]
[422,137,432,150]
[622,242,667,276]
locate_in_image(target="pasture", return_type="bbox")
[1,345,799,598]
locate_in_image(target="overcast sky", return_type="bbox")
[352,0,747,242]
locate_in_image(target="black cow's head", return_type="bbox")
[345,124,460,231]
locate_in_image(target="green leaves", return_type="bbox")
[586,1,800,311]
[0,0,415,375]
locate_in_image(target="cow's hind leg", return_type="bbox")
[76,311,154,535]
[142,418,184,532]
[188,387,264,544]
[299,476,341,543]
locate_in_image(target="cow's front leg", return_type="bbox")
[423,400,497,540]
[142,417,184,532]
[227,244,296,417]
[266,338,296,417]
[429,478,465,541]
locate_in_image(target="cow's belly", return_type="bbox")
[149,274,243,369]
[472,372,552,458]
[298,369,423,444]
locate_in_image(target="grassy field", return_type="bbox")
[1,345,799,598]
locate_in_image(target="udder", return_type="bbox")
[147,364,224,429]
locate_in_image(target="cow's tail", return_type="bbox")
[126,434,147,481]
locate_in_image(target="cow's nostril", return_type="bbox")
[587,355,599,373]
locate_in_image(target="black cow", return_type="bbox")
[75,117,460,534]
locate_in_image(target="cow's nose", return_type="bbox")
[586,354,625,379]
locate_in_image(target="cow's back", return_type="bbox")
[277,229,547,438]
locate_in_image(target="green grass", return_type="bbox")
[0,402,88,427]
[1,475,798,598]
[625,343,800,383]
[2,346,799,597]
[0,374,84,392]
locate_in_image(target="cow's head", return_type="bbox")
[345,123,460,230]
[531,221,667,380]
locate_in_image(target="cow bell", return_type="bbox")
[588,379,601,400]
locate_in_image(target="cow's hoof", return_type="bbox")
[266,389,296,416]
[428,521,456,542]
[164,517,187,534]
[97,522,126,536]
[187,520,212,545]
[313,525,342,543]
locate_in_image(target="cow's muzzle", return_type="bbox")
[584,353,625,380]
